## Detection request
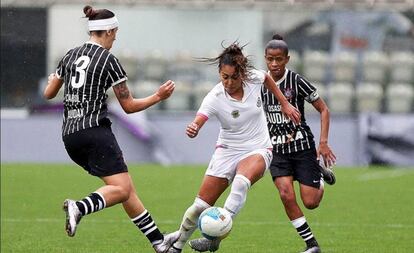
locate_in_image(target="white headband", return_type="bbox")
[88,16,119,31]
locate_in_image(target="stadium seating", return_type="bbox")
[386,83,414,113]
[139,49,168,82]
[132,80,163,110]
[333,52,357,82]
[328,82,354,113]
[163,81,193,111]
[362,51,388,83]
[193,81,216,109]
[117,49,139,82]
[356,82,384,112]
[389,51,414,83]
[303,50,329,83]
[287,50,300,72]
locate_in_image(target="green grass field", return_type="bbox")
[1,164,414,253]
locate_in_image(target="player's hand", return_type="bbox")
[317,142,336,168]
[156,80,175,100]
[48,73,55,81]
[281,103,301,125]
[186,122,199,138]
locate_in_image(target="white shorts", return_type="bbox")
[205,147,273,182]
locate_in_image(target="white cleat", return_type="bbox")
[301,246,321,253]
[153,231,181,253]
[63,199,82,237]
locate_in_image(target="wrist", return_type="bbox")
[319,140,328,144]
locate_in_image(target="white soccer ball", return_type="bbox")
[198,207,233,240]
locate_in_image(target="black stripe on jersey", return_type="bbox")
[57,42,127,136]
[261,69,317,154]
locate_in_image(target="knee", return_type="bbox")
[303,199,319,210]
[118,184,132,202]
[278,188,296,205]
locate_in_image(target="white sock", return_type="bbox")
[173,197,210,249]
[224,174,251,218]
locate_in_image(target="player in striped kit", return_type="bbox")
[43,5,179,252]
[262,34,337,253]
[167,43,300,253]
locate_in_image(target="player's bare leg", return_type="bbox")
[189,154,266,252]
[275,177,320,253]
[168,176,228,253]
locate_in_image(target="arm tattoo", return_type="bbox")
[114,82,130,99]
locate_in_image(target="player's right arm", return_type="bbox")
[44,73,64,99]
[186,114,207,138]
[113,80,175,114]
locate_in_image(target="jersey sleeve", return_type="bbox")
[297,75,320,103]
[106,54,128,87]
[197,91,217,120]
[55,49,73,79]
[248,69,266,85]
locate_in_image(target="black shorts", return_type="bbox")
[63,124,128,177]
[269,148,322,189]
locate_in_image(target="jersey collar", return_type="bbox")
[268,68,288,86]
[86,41,104,48]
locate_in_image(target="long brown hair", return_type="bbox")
[201,42,254,81]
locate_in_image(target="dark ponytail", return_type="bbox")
[83,5,114,21]
[265,34,289,56]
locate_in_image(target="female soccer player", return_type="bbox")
[262,34,337,253]
[167,43,301,253]
[43,5,179,252]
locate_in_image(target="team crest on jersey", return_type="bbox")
[283,88,295,100]
[231,110,240,118]
[256,97,262,107]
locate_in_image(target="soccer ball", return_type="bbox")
[198,207,233,240]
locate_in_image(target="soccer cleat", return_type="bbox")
[63,199,82,237]
[300,246,321,253]
[153,231,181,253]
[165,245,182,253]
[188,237,221,252]
[318,163,336,185]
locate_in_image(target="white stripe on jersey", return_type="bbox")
[88,49,106,128]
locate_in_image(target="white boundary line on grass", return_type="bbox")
[2,218,414,229]
[358,169,414,181]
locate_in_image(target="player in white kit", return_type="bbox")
[167,43,301,253]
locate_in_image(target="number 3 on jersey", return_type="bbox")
[71,56,90,88]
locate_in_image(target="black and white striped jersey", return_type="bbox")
[261,69,320,154]
[56,41,127,136]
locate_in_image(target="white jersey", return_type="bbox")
[197,69,272,151]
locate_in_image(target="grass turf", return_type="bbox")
[1,164,414,253]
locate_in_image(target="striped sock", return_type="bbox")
[291,216,318,247]
[132,210,164,245]
[75,192,106,216]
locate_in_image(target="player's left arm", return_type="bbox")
[312,98,336,168]
[44,73,64,99]
[263,73,301,124]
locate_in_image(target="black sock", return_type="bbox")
[132,210,164,245]
[75,192,106,216]
[292,217,318,248]
[296,222,318,247]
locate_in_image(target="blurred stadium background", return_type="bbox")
[2,0,414,167]
[1,1,414,253]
